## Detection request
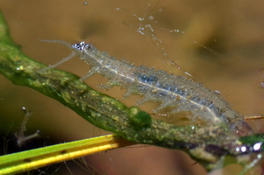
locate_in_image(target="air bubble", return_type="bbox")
[145,24,154,32]
[169,29,181,33]
[137,26,145,35]
[214,90,221,95]
[83,0,88,6]
[257,154,262,159]
[148,16,154,20]
[184,72,192,77]
[138,17,144,21]
[163,52,168,56]
[260,81,264,88]
[115,8,120,11]
[21,106,27,112]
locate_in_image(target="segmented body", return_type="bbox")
[42,40,257,158]
[72,41,249,133]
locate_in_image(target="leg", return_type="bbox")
[39,51,76,72]
[38,40,76,72]
[40,39,72,49]
[80,66,100,81]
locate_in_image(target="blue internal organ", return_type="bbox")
[174,88,186,96]
[137,74,189,97]
[138,74,158,84]
[156,83,187,97]
[137,74,225,120]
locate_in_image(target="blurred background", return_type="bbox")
[0,0,264,174]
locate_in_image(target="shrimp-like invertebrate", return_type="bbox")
[41,40,259,165]
[41,40,251,136]
[78,42,251,129]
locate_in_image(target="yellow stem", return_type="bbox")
[0,134,132,175]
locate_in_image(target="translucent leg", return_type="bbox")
[122,88,134,99]
[99,80,119,90]
[152,100,175,113]
[80,66,100,81]
[40,39,72,49]
[136,94,153,106]
[39,52,76,72]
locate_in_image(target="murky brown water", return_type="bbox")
[1,0,264,174]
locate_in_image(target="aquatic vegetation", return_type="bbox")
[0,11,263,174]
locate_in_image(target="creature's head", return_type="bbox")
[72,41,94,51]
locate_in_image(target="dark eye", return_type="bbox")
[72,41,89,51]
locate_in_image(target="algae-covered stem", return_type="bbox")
[0,12,263,171]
